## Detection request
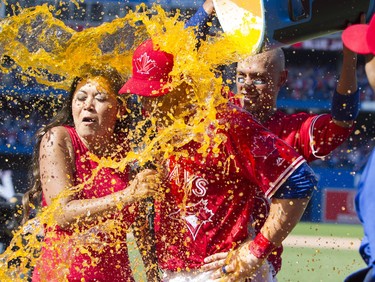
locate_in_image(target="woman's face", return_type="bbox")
[72,77,119,146]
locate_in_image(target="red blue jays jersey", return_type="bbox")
[225,91,354,162]
[264,110,354,163]
[251,110,353,273]
[154,103,305,271]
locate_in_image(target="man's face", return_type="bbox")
[141,84,194,119]
[236,53,286,119]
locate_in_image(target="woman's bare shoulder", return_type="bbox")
[40,126,72,150]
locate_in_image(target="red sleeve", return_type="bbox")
[292,114,354,162]
[220,107,306,198]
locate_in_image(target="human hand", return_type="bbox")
[343,13,366,57]
[130,169,160,200]
[201,250,229,274]
[203,0,214,15]
[202,243,265,281]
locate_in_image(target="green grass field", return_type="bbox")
[127,222,367,281]
[290,222,364,238]
[278,222,365,282]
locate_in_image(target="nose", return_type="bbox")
[243,80,253,88]
[243,76,252,84]
[83,96,95,110]
[243,78,256,90]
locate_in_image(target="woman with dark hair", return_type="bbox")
[23,65,159,281]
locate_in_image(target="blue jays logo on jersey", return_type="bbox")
[166,161,214,240]
[168,199,214,240]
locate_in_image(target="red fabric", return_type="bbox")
[223,89,242,107]
[249,233,276,259]
[250,110,352,273]
[154,103,305,271]
[342,15,375,55]
[33,126,135,282]
[223,91,353,162]
[222,93,353,273]
[263,110,353,163]
[119,39,174,97]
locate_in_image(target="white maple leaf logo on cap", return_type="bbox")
[135,52,156,74]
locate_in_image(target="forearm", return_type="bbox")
[203,197,311,280]
[54,181,138,228]
[259,197,309,246]
[333,47,359,128]
[184,1,213,47]
[336,49,358,95]
[202,197,310,280]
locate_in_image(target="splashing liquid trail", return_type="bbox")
[0,2,261,280]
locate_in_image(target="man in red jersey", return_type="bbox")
[181,4,362,279]
[220,26,361,277]
[232,46,358,162]
[206,44,359,278]
[185,0,359,162]
[207,40,360,279]
[119,39,317,281]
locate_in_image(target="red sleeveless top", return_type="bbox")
[33,126,136,282]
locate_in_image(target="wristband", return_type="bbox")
[248,233,277,259]
[331,90,360,121]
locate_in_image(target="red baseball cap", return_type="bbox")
[119,39,174,97]
[342,15,375,55]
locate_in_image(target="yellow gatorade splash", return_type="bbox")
[0,4,147,89]
[0,2,262,280]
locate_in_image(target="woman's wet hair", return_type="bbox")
[22,65,127,224]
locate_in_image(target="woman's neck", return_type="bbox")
[82,134,119,157]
